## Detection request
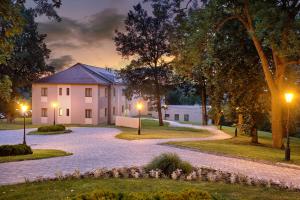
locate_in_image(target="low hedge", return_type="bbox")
[76,189,211,200]
[37,125,66,132]
[0,144,33,156]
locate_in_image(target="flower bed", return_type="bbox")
[29,166,300,192]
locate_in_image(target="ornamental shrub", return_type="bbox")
[37,124,66,132]
[145,153,193,176]
[0,144,33,156]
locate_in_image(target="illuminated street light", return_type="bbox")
[20,104,28,145]
[136,102,143,135]
[284,92,294,161]
[52,102,58,125]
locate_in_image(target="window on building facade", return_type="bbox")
[85,109,92,118]
[85,88,92,97]
[184,114,189,122]
[113,88,116,96]
[41,108,48,117]
[129,104,131,111]
[165,114,170,118]
[122,105,124,113]
[105,88,108,97]
[122,89,126,96]
[59,88,62,96]
[66,109,70,116]
[105,108,107,116]
[59,108,63,116]
[66,88,70,96]
[41,88,48,96]
[113,107,116,115]
[174,114,179,121]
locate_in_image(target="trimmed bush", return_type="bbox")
[37,125,66,132]
[76,189,211,200]
[0,144,33,156]
[145,153,193,176]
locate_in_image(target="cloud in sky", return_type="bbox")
[48,55,75,71]
[39,8,125,49]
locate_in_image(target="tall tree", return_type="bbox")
[0,8,54,118]
[0,0,61,64]
[115,3,174,126]
[203,0,300,148]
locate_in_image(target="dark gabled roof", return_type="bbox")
[35,63,122,85]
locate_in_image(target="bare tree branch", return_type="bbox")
[286,60,300,65]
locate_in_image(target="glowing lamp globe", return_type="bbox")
[136,103,143,111]
[285,93,294,104]
[21,105,28,113]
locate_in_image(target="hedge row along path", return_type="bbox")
[0,122,299,188]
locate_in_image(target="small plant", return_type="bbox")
[37,124,66,132]
[0,144,32,156]
[145,153,193,176]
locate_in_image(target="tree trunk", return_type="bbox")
[156,94,164,126]
[201,86,208,125]
[251,127,258,144]
[271,94,284,148]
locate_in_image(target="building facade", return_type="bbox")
[32,63,147,125]
[150,105,210,124]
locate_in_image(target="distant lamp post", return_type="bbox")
[136,102,143,135]
[21,104,28,145]
[52,102,58,125]
[235,107,239,137]
[284,92,294,161]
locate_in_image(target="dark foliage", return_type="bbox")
[145,153,193,176]
[37,124,66,132]
[0,144,32,156]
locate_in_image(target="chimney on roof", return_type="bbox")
[105,67,112,72]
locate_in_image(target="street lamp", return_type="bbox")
[21,104,28,145]
[284,92,294,161]
[136,102,143,135]
[52,102,58,125]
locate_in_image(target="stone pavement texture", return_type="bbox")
[0,122,300,188]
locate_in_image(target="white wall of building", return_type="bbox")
[151,105,207,124]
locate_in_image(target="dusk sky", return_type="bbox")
[35,0,150,70]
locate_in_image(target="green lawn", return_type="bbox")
[0,149,72,163]
[0,118,39,130]
[0,178,299,200]
[166,126,300,165]
[115,119,212,140]
[28,129,72,135]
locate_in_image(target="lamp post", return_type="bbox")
[52,102,58,125]
[284,92,294,161]
[21,104,28,145]
[235,107,239,137]
[136,102,143,135]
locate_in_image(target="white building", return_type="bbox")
[151,105,208,124]
[32,63,147,125]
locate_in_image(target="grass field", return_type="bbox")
[0,178,299,200]
[115,119,212,140]
[0,149,72,163]
[166,126,300,165]
[0,118,40,130]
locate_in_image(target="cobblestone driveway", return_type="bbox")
[0,125,300,188]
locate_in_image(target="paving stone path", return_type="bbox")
[0,123,299,188]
